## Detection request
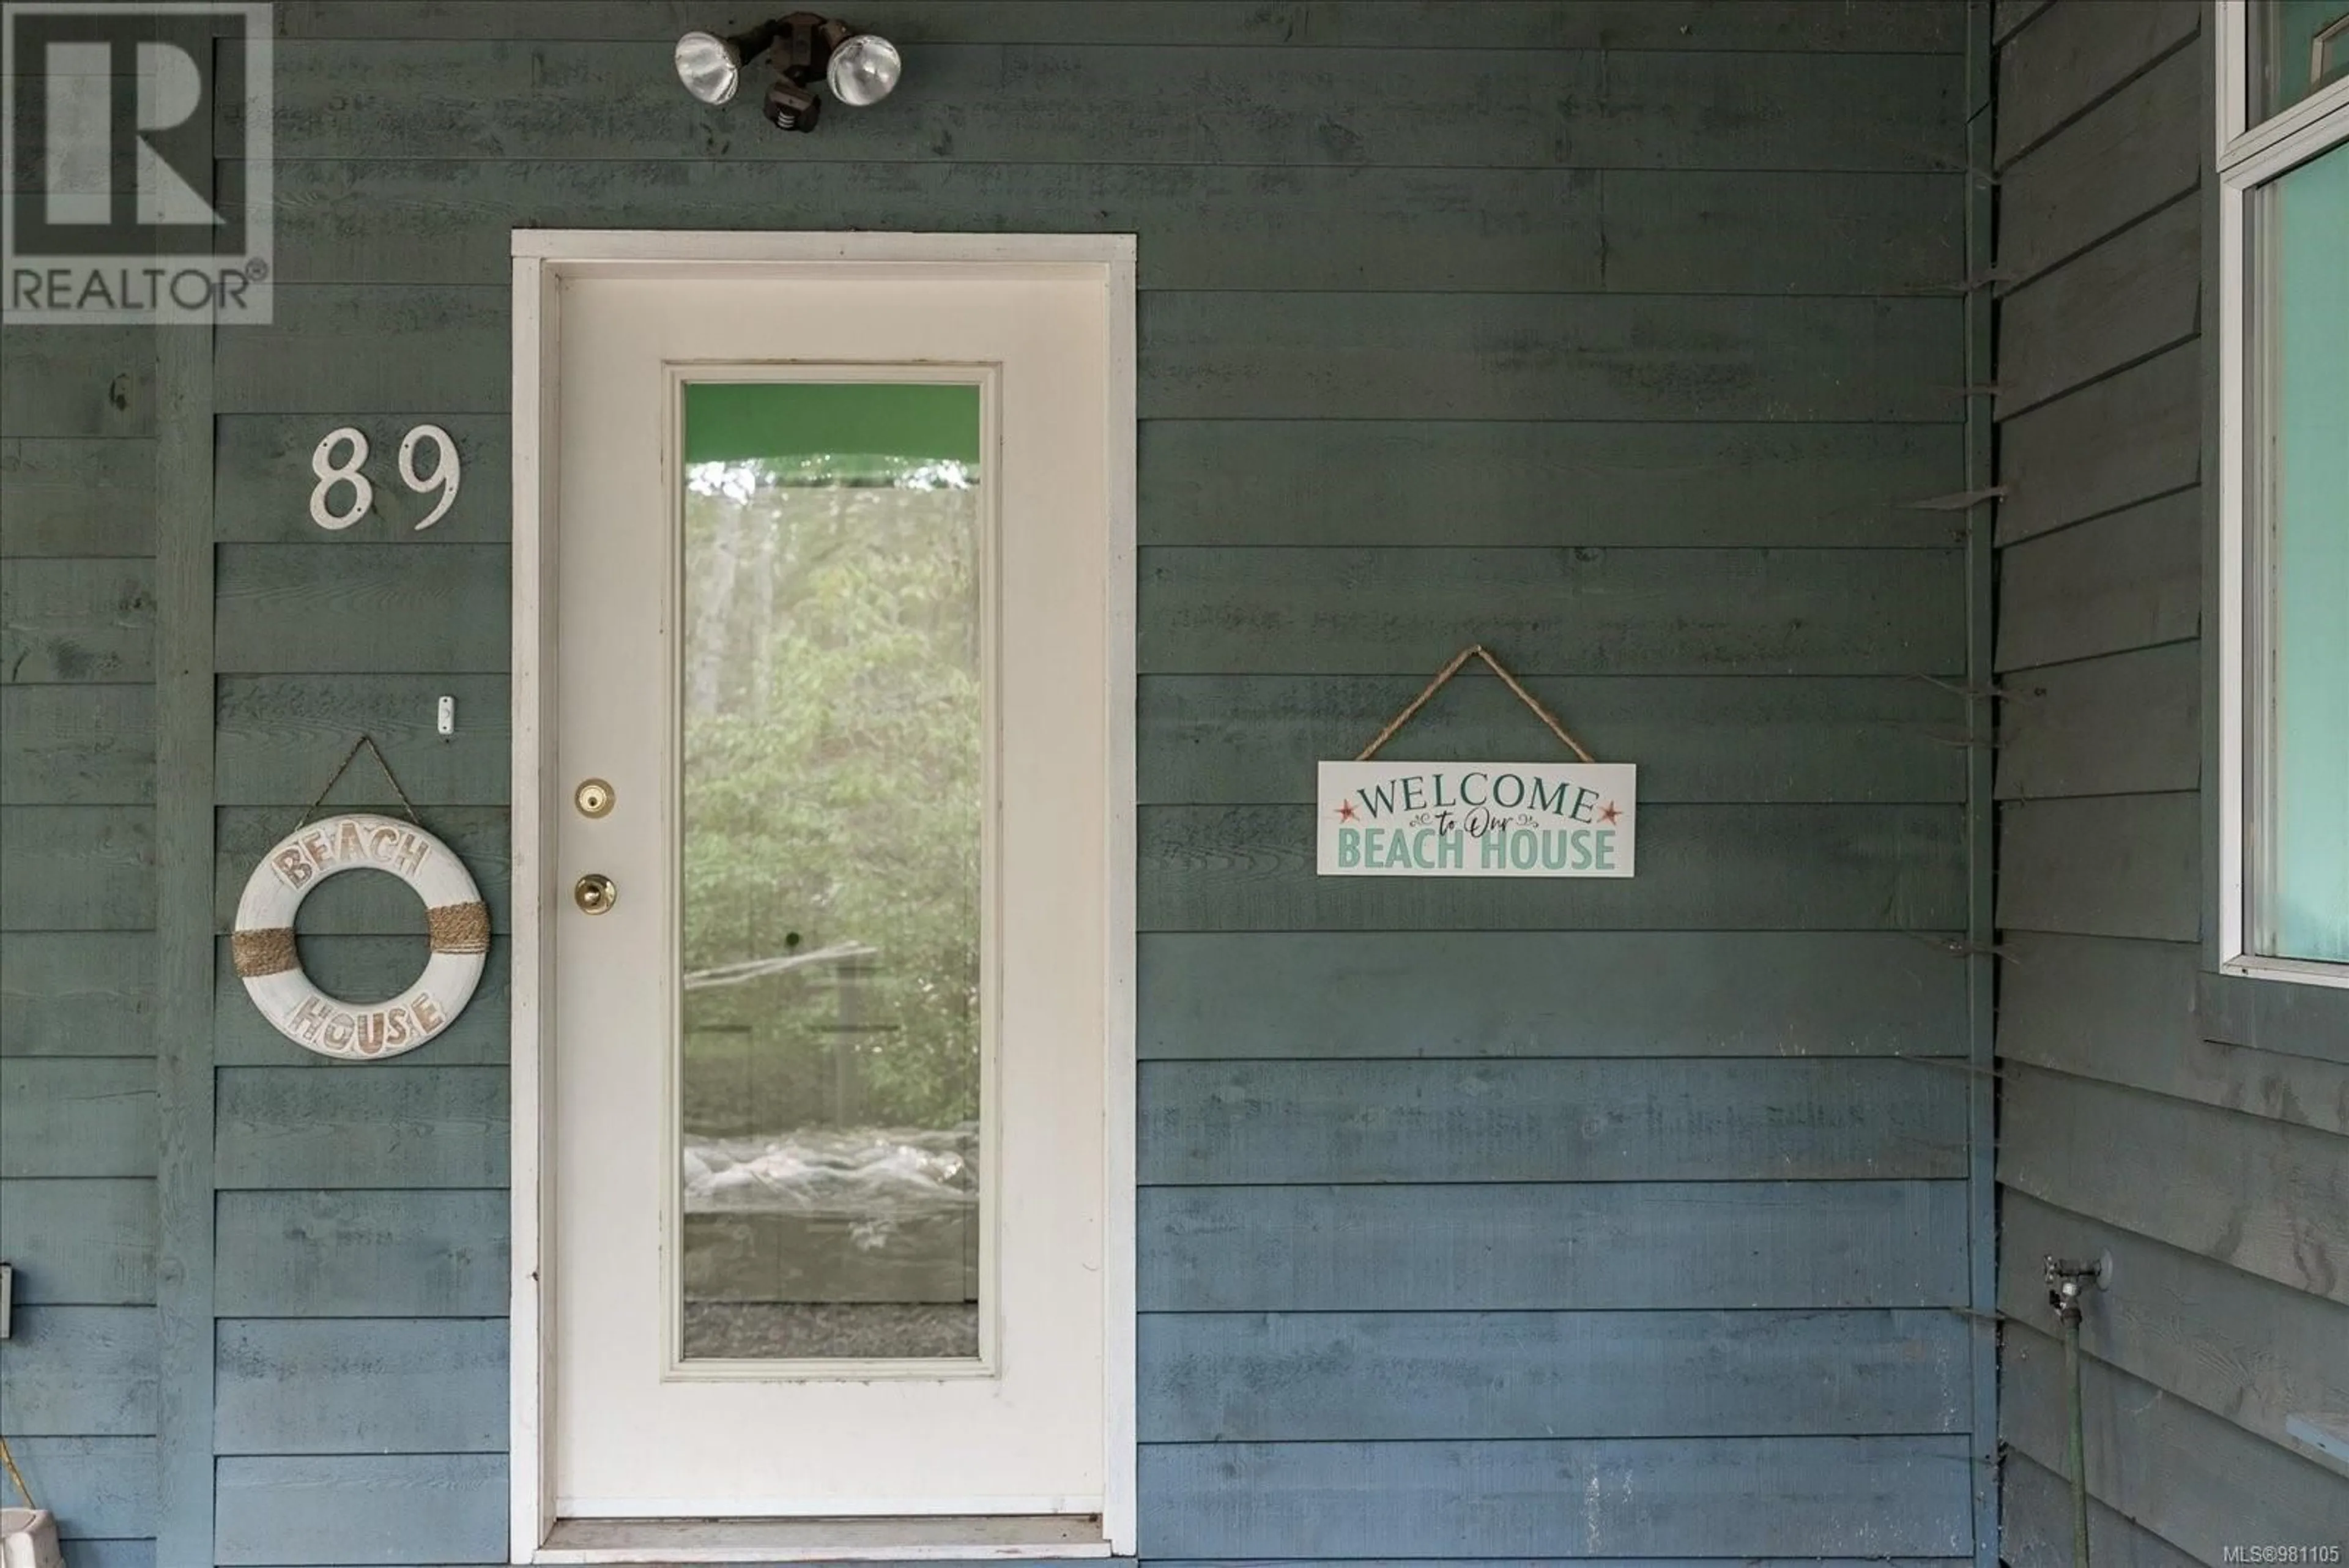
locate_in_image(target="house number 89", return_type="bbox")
[310,424,461,531]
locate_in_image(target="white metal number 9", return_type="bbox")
[308,427,373,530]
[397,423,461,531]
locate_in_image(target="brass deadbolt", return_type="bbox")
[574,873,618,915]
[575,778,615,817]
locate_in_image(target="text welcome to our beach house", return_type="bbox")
[1315,760,1638,879]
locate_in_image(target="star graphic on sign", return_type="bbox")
[1597,801,1621,826]
[1336,800,1359,823]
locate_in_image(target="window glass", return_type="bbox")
[677,380,985,1360]
[2255,0,2349,121]
[2262,140,2349,960]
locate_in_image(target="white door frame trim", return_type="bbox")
[508,229,1140,1563]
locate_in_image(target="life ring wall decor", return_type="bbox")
[234,812,489,1061]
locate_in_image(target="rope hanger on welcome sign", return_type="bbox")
[1353,644,1597,765]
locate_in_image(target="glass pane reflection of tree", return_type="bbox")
[678,385,982,1361]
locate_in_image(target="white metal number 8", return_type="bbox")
[397,423,461,531]
[308,427,373,530]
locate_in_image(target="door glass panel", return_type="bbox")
[678,380,985,1362]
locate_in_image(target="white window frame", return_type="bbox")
[508,229,1139,1561]
[2216,1,2349,986]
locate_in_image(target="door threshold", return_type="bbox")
[536,1514,1113,1563]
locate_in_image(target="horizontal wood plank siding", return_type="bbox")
[0,1058,158,1177]
[267,4,1967,51]
[216,675,509,806]
[1996,793,2198,942]
[0,1306,159,1436]
[2003,1323,2349,1551]
[1140,548,1965,676]
[1150,1561,1971,1568]
[0,1437,158,1542]
[0,807,156,931]
[2199,964,2349,1066]
[202,286,1968,422]
[0,933,156,1058]
[0,685,155,804]
[1137,1309,1969,1441]
[0,3,1988,1561]
[2001,933,2349,1131]
[1992,0,2198,166]
[1994,491,2199,674]
[213,1191,507,1318]
[0,330,154,440]
[250,42,1965,169]
[2000,1452,2200,1568]
[263,163,1966,297]
[1995,45,2200,290]
[42,1545,158,1568]
[1991,2,2349,1542]
[0,1180,156,1306]
[1142,422,1966,549]
[214,544,510,674]
[1138,1436,1973,1558]
[213,1068,507,1188]
[213,1318,506,1455]
[1140,931,1969,1060]
[1993,195,2200,418]
[1998,1068,2349,1306]
[214,1455,505,1566]
[1141,1181,1969,1311]
[1141,675,1965,805]
[1997,643,2201,800]
[0,307,160,1561]
[0,560,157,685]
[1138,1058,1967,1183]
[202,414,1973,549]
[2000,1192,2349,1455]
[1143,803,1965,932]
[1994,347,2198,546]
[0,438,157,558]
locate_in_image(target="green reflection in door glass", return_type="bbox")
[2271,142,2349,961]
[678,380,984,1360]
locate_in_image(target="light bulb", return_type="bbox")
[826,33,901,108]
[674,31,742,105]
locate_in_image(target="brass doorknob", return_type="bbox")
[574,873,618,915]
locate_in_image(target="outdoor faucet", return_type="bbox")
[2044,1252,2111,1325]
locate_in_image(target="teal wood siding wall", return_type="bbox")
[1,3,1986,1562]
[1989,1,2349,1553]
[1,308,165,1568]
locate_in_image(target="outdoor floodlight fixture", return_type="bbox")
[674,13,903,133]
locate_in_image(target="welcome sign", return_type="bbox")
[1318,760,1637,878]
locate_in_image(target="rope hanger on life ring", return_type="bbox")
[232,737,488,1061]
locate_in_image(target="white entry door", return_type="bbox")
[521,239,1132,1540]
